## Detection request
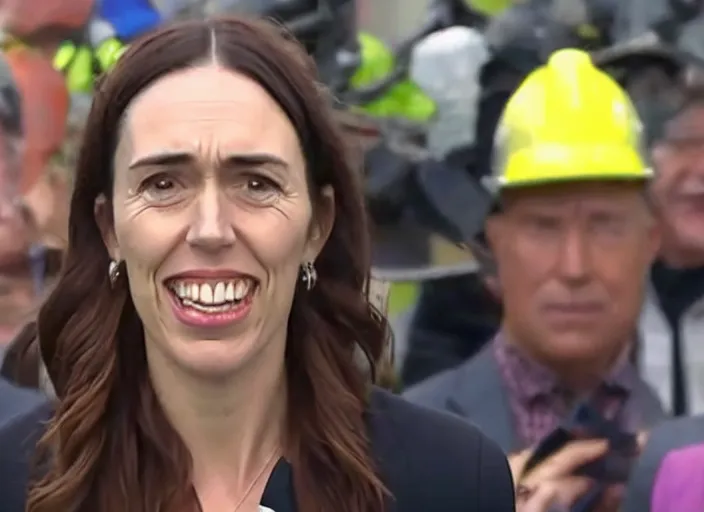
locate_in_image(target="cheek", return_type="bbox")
[501,275,542,306]
[114,211,176,279]
[594,251,649,301]
[496,253,545,309]
[651,165,683,212]
[235,207,312,271]
[496,240,551,290]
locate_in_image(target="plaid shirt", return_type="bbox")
[493,333,639,449]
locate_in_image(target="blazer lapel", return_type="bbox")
[445,348,520,453]
[625,370,668,430]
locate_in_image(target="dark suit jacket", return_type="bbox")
[0,387,515,511]
[401,274,501,388]
[0,378,47,428]
[404,347,667,453]
[0,381,50,512]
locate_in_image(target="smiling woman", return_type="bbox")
[0,15,513,512]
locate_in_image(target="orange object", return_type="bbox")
[5,47,69,193]
[0,0,94,44]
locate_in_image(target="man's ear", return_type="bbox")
[646,213,663,265]
[304,185,335,262]
[94,194,120,260]
[484,214,503,255]
[650,143,667,168]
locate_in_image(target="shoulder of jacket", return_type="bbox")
[369,388,504,476]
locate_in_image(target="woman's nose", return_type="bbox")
[185,187,236,251]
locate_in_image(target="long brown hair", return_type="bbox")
[29,17,388,512]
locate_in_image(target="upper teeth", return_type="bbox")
[171,279,252,304]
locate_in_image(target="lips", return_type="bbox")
[168,279,253,306]
[680,194,704,205]
[542,303,604,316]
[164,273,259,328]
[163,271,259,318]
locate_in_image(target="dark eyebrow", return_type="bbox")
[128,152,193,169]
[128,152,289,171]
[220,153,290,174]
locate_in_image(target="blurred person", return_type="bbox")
[398,0,541,388]
[0,0,94,56]
[0,319,58,392]
[636,89,704,416]
[0,375,46,428]
[0,46,71,386]
[0,46,70,328]
[593,15,704,421]
[0,375,49,512]
[646,442,704,511]
[0,17,514,512]
[401,272,501,388]
[405,49,665,510]
[619,88,704,512]
[400,0,619,391]
[0,55,28,353]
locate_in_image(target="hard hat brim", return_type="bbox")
[492,172,653,193]
[489,144,652,194]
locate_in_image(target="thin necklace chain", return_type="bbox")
[195,446,280,512]
[232,446,280,512]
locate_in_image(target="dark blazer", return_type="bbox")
[0,383,50,512]
[0,387,515,511]
[0,378,47,428]
[401,274,501,388]
[404,347,667,453]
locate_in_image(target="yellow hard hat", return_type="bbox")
[487,48,652,194]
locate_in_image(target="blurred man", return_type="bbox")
[0,49,49,506]
[405,49,665,511]
[620,87,704,512]
[400,272,501,387]
[0,51,37,350]
[0,47,69,352]
[637,91,704,416]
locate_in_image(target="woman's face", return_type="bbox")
[97,64,332,378]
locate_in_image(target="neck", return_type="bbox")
[502,327,628,393]
[146,335,287,489]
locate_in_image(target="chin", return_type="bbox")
[167,336,262,379]
[543,332,606,361]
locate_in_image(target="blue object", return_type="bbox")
[99,0,163,41]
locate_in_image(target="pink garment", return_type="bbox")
[652,443,704,512]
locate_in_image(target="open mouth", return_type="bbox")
[166,277,258,319]
[680,195,704,212]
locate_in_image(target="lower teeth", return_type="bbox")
[180,297,241,313]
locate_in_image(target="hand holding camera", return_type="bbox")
[513,403,644,512]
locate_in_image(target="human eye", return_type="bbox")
[525,213,561,233]
[138,173,188,205]
[231,173,283,205]
[590,212,628,237]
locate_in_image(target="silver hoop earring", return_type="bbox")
[108,260,121,287]
[300,261,317,291]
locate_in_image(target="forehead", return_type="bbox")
[500,181,645,210]
[119,64,302,163]
[664,103,704,140]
